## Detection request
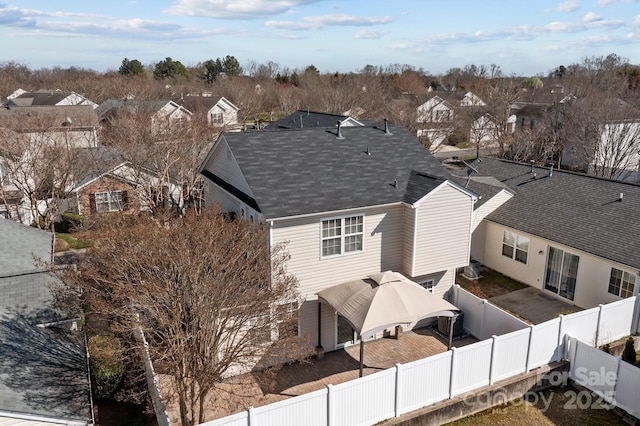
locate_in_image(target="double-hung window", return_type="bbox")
[608,268,636,298]
[321,215,363,257]
[95,190,123,213]
[502,230,529,264]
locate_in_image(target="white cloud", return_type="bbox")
[354,29,387,39]
[633,14,640,25]
[266,14,393,31]
[597,0,637,6]
[554,0,580,12]
[583,12,602,22]
[165,0,324,19]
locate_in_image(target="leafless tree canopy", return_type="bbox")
[60,209,305,425]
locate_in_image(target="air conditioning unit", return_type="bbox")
[437,311,464,338]
[463,260,481,279]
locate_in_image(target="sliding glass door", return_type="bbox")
[545,246,579,301]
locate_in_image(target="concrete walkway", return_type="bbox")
[489,286,582,324]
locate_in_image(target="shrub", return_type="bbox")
[601,343,611,354]
[61,212,88,230]
[622,337,636,365]
[88,335,125,399]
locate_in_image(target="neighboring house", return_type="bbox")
[416,91,489,149]
[176,95,240,130]
[2,88,98,109]
[199,122,478,352]
[264,110,365,130]
[96,98,192,135]
[67,147,192,217]
[0,219,93,425]
[0,105,100,148]
[455,157,640,310]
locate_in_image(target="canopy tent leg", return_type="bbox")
[359,338,364,377]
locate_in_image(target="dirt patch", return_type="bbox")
[456,268,528,299]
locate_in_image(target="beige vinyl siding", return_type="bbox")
[470,190,513,263]
[202,139,254,196]
[272,205,404,350]
[412,183,473,276]
[481,221,638,308]
[401,205,416,276]
[204,181,243,214]
[472,189,513,231]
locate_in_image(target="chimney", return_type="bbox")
[337,121,344,139]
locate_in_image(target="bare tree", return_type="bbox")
[60,209,307,425]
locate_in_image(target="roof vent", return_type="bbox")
[393,180,398,188]
[366,146,371,155]
[384,118,392,135]
[619,192,624,202]
[548,164,554,177]
[530,160,534,173]
[337,121,344,139]
[299,114,303,128]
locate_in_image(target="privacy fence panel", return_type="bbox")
[454,289,485,338]
[254,388,327,426]
[614,360,640,420]
[330,369,396,426]
[527,318,561,369]
[569,339,617,400]
[560,308,600,347]
[598,298,636,345]
[200,411,248,426]
[450,339,493,397]
[396,351,453,415]
[491,328,530,383]
[482,303,529,339]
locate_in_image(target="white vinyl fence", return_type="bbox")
[200,292,640,426]
[568,337,640,420]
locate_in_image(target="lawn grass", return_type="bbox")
[55,232,90,251]
[457,268,528,299]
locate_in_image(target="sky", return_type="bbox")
[1,0,639,76]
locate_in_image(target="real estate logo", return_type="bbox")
[462,369,616,414]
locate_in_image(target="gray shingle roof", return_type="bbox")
[217,124,452,218]
[0,219,91,423]
[264,110,353,130]
[0,219,52,277]
[465,158,640,269]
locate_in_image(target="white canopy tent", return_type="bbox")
[317,271,460,376]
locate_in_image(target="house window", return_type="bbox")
[420,279,436,293]
[544,246,579,301]
[94,191,124,213]
[502,231,529,264]
[277,301,299,338]
[608,268,636,298]
[211,112,223,124]
[321,215,363,257]
[247,315,271,345]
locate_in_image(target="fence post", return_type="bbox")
[395,363,402,417]
[631,296,640,336]
[248,406,256,426]
[481,299,488,340]
[525,325,534,372]
[556,315,565,362]
[611,356,623,406]
[449,347,457,398]
[489,335,498,385]
[327,384,334,426]
[594,304,604,347]
[453,284,460,305]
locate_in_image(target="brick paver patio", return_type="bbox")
[164,326,478,424]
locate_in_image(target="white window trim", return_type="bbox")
[95,190,123,213]
[608,267,637,299]
[320,214,365,259]
[419,279,436,293]
[501,230,530,265]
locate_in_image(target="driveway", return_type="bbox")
[489,286,582,324]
